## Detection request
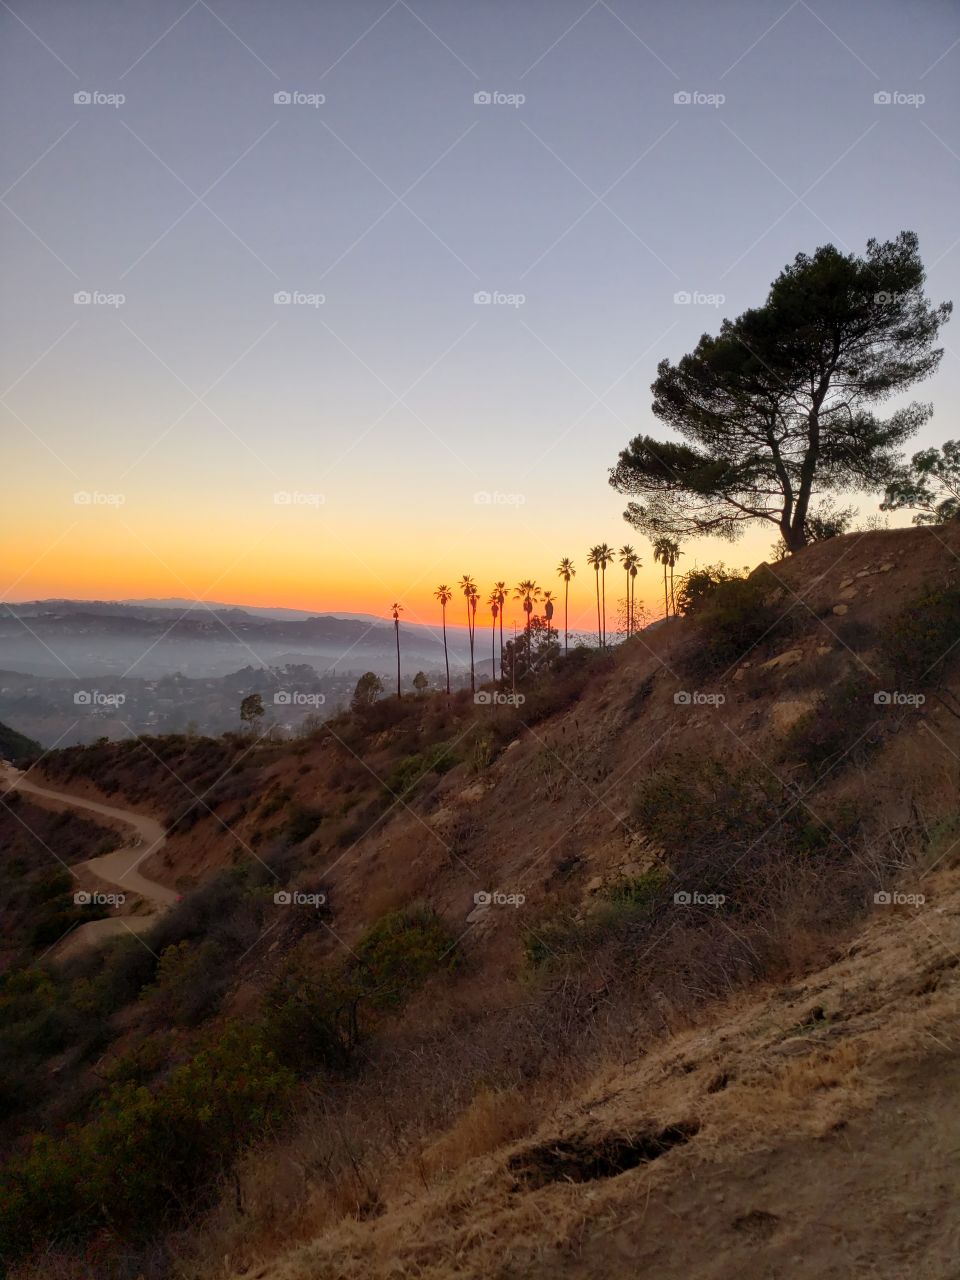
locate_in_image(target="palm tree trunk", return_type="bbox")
[594,570,601,648]
[625,569,630,636]
[442,608,450,695]
[491,616,496,685]
[669,563,676,615]
[601,567,606,648]
[564,579,569,653]
[663,565,668,619]
[395,621,401,698]
[499,608,504,682]
[467,603,475,692]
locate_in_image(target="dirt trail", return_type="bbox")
[1,764,176,955]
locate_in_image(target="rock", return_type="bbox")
[457,784,486,805]
[832,603,849,615]
[879,562,895,572]
[855,569,874,578]
[838,586,858,601]
[430,807,454,829]
[759,648,804,672]
[839,577,854,589]
[770,698,817,734]
[816,645,832,656]
[465,902,490,924]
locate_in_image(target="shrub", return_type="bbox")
[285,802,324,844]
[679,570,787,677]
[353,906,458,1009]
[880,584,960,688]
[784,673,885,778]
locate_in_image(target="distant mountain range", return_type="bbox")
[0,599,472,681]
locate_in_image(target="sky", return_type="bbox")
[2,0,960,637]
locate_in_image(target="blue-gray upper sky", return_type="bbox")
[3,0,959,621]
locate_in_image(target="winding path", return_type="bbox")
[1,764,177,957]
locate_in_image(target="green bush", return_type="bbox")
[385,742,457,799]
[0,1021,294,1263]
[880,584,960,688]
[353,906,458,1009]
[784,673,885,778]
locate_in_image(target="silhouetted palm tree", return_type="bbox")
[434,584,452,695]
[652,537,671,619]
[619,545,638,636]
[556,557,576,653]
[493,580,507,679]
[629,556,639,634]
[542,589,556,639]
[587,544,614,646]
[586,545,603,647]
[390,602,403,697]
[513,579,541,666]
[459,575,478,692]
[667,540,682,614]
[487,588,500,685]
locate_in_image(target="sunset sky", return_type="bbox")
[3,0,959,636]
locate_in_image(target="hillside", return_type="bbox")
[2,524,960,1279]
[0,721,40,766]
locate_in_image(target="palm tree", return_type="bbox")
[542,589,556,639]
[629,556,639,635]
[487,589,500,684]
[556,558,575,653]
[434,584,452,695]
[667,539,683,615]
[619,545,638,637]
[587,544,614,646]
[513,579,541,666]
[493,580,507,679]
[586,545,603,647]
[652,537,671,619]
[459,575,478,691]
[390,602,403,697]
